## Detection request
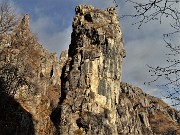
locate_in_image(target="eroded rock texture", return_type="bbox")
[118,82,180,135]
[54,5,125,135]
[0,4,179,135]
[0,14,67,135]
[52,5,180,135]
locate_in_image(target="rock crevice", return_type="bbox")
[55,5,125,134]
[0,4,179,135]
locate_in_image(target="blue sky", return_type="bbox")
[7,0,179,108]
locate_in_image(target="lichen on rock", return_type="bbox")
[0,4,179,135]
[52,5,126,134]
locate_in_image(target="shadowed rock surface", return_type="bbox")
[0,5,179,135]
[0,93,35,135]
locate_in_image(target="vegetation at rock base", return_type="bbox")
[0,1,179,135]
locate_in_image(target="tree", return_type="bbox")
[122,0,179,29]
[0,1,37,96]
[118,0,180,107]
[0,1,19,34]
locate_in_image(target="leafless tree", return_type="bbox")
[113,0,180,107]
[122,0,179,29]
[0,1,19,34]
[146,33,180,107]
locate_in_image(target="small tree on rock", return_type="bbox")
[0,1,19,34]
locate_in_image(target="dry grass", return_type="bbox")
[149,111,180,134]
[73,129,84,135]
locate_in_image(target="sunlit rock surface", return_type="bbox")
[0,5,179,135]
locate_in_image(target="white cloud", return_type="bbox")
[40,26,71,55]
[27,0,116,56]
[119,1,179,108]
[30,15,71,55]
[122,37,169,78]
[161,97,180,110]
[10,0,179,108]
[30,16,53,34]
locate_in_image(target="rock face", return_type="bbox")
[54,5,125,135]
[0,4,179,135]
[0,14,65,135]
[119,82,180,134]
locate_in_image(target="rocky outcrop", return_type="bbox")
[52,5,180,135]
[0,4,179,135]
[118,82,180,134]
[0,14,65,135]
[53,5,125,135]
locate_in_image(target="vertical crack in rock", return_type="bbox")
[1,4,180,135]
[0,14,67,135]
[56,5,126,135]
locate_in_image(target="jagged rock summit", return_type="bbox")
[56,5,125,135]
[0,4,180,135]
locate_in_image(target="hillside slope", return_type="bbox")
[0,5,179,135]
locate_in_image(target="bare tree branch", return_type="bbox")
[115,0,180,107]
[122,0,179,30]
[0,1,19,34]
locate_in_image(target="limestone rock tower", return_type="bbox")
[1,4,179,135]
[55,5,126,134]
